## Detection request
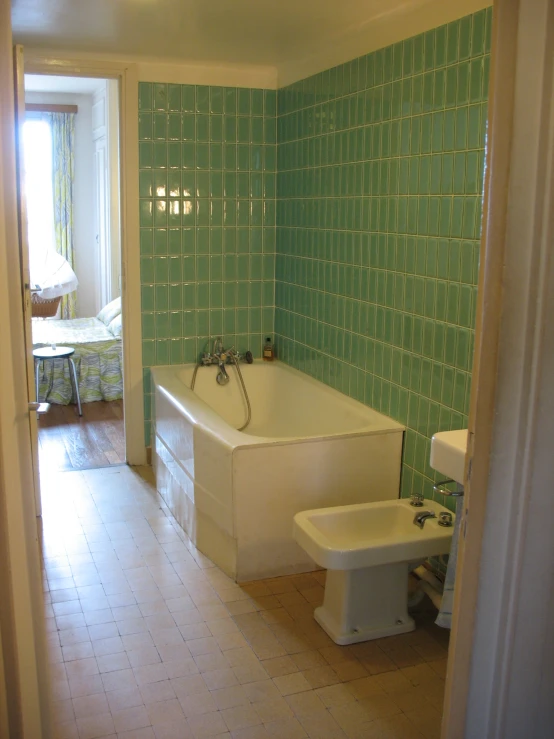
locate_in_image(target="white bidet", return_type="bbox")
[293,498,454,645]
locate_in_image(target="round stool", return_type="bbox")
[33,346,82,417]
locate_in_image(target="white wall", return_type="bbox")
[25,90,99,318]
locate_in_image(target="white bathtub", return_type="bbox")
[152,361,404,582]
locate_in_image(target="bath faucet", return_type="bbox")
[413,510,437,529]
[200,338,253,385]
[201,338,248,368]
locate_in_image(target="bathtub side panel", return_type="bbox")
[233,431,403,581]
[153,386,237,578]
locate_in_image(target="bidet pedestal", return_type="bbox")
[315,563,415,645]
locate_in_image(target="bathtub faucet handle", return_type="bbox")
[227,346,241,363]
[212,337,224,356]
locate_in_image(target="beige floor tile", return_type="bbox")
[230,725,270,739]
[264,717,308,738]
[68,674,105,698]
[233,664,270,685]
[65,657,99,680]
[128,646,163,668]
[211,685,250,710]
[242,679,281,705]
[122,632,155,651]
[89,623,120,641]
[195,651,231,674]
[345,675,387,700]
[260,656,299,678]
[404,706,442,739]
[116,728,156,739]
[187,710,228,738]
[146,698,185,726]
[76,711,116,739]
[56,719,80,738]
[164,657,199,679]
[134,663,169,686]
[298,711,347,739]
[225,647,259,669]
[315,684,356,709]
[301,666,340,690]
[253,697,294,723]
[273,672,311,696]
[52,697,75,725]
[170,674,208,700]
[96,651,132,674]
[180,691,217,717]
[285,691,327,718]
[118,617,149,636]
[151,719,194,738]
[202,668,239,691]
[179,622,213,640]
[51,678,71,703]
[139,679,176,705]
[40,468,447,739]
[215,632,249,652]
[291,651,327,671]
[187,637,221,657]
[221,704,262,732]
[112,704,151,733]
[106,686,144,712]
[72,692,110,720]
[101,668,138,693]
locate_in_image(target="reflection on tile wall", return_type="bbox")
[139,83,277,442]
[275,8,491,503]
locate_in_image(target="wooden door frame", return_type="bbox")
[0,12,51,737]
[23,53,146,466]
[442,0,554,736]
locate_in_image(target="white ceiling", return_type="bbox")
[12,0,491,87]
[11,0,415,65]
[24,74,103,94]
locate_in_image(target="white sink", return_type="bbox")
[430,429,468,484]
[294,498,454,571]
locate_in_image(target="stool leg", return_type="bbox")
[35,358,40,402]
[68,358,82,417]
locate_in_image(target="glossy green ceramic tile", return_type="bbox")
[275,8,491,501]
[140,83,277,442]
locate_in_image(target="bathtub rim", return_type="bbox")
[151,361,404,451]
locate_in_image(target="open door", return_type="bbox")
[13,44,44,516]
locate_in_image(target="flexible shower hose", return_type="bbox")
[190,355,252,432]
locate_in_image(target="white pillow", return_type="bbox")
[108,313,122,339]
[97,296,121,325]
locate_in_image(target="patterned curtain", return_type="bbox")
[49,112,77,319]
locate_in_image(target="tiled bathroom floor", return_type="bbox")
[41,465,448,739]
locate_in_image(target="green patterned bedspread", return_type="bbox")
[33,318,123,405]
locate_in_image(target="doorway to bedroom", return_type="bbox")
[23,74,126,472]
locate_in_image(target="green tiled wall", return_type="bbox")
[139,83,277,443]
[275,8,491,504]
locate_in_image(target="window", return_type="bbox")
[23,118,55,286]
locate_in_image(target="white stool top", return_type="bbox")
[33,346,75,360]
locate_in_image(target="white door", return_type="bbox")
[13,44,44,516]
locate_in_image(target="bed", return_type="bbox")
[33,297,123,405]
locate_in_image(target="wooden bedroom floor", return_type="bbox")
[37,400,125,472]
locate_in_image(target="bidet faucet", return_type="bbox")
[413,510,436,529]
